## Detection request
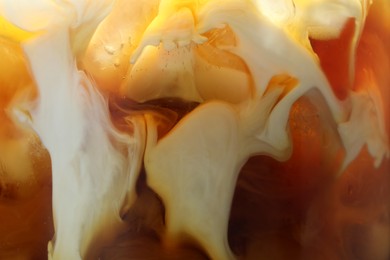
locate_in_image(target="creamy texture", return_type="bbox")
[0,0,389,259]
[1,1,145,259]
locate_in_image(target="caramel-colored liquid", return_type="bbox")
[0,1,389,259]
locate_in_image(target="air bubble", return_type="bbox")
[104,45,116,55]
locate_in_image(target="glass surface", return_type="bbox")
[0,0,389,259]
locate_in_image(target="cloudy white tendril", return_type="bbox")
[0,0,388,259]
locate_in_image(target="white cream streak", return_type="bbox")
[1,0,145,259]
[26,27,144,260]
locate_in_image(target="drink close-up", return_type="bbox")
[0,0,389,259]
